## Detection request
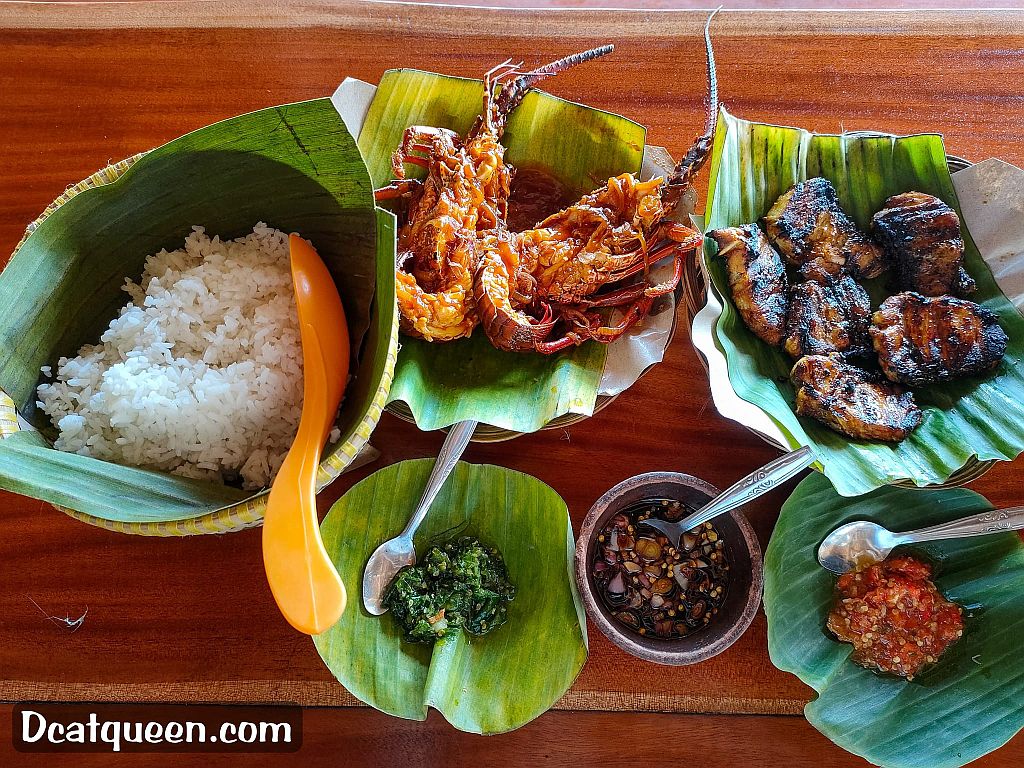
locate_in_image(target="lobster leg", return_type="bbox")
[638,224,703,297]
[577,244,686,309]
[603,225,703,284]
[590,297,654,341]
[534,296,654,354]
[535,331,586,355]
[485,59,525,90]
[375,178,423,201]
[392,125,458,179]
[643,245,686,298]
[398,155,430,170]
[398,125,458,149]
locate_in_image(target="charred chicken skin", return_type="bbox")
[790,354,922,442]
[709,224,789,345]
[763,177,886,281]
[871,191,975,297]
[783,274,872,360]
[870,292,1008,386]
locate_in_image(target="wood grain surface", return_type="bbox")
[1,2,1023,766]
[0,704,974,768]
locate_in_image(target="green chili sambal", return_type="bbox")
[384,537,516,644]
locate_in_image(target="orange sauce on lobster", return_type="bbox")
[506,167,577,232]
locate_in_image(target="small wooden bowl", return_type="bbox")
[575,471,763,666]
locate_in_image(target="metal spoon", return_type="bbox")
[361,420,477,615]
[640,446,815,548]
[818,505,1024,574]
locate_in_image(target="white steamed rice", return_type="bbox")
[36,223,310,490]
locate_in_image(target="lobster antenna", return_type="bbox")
[479,44,615,137]
[525,44,615,80]
[667,8,720,190]
[702,8,720,139]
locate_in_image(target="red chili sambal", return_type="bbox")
[827,554,963,680]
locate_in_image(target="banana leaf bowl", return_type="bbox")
[313,459,587,734]
[687,108,1024,497]
[765,473,1024,768]
[338,69,689,442]
[0,99,398,535]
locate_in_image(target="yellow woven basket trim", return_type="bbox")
[0,390,19,438]
[5,156,398,537]
[13,154,147,255]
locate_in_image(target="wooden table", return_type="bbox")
[1,2,1023,766]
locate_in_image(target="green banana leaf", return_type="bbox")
[359,68,646,432]
[313,459,587,733]
[764,473,1024,768]
[703,108,1024,496]
[0,99,396,526]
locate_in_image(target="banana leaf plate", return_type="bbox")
[313,459,587,734]
[764,473,1024,768]
[696,108,1024,497]
[337,67,686,439]
[0,99,398,535]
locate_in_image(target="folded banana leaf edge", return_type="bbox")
[702,107,1024,497]
[313,459,588,734]
[765,472,1024,768]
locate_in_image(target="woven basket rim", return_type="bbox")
[1,153,397,536]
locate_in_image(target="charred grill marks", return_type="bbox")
[870,292,1008,386]
[871,192,975,297]
[709,224,789,345]
[790,354,922,442]
[711,172,1006,445]
[784,274,871,360]
[763,177,886,281]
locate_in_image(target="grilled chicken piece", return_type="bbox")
[791,354,922,442]
[871,191,975,296]
[784,274,872,360]
[709,224,789,345]
[763,177,886,280]
[870,292,1008,385]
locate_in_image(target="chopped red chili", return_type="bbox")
[591,499,729,640]
[827,554,963,680]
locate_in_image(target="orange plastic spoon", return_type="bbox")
[262,234,350,635]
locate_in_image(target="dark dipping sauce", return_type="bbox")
[591,499,730,640]
[827,554,963,680]
[506,167,576,232]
